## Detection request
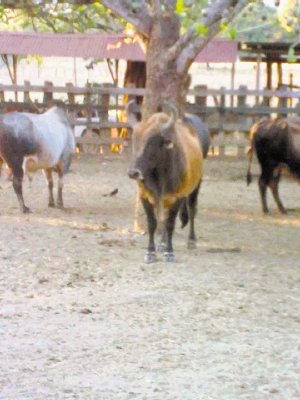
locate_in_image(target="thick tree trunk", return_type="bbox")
[142,11,189,119]
[124,61,146,105]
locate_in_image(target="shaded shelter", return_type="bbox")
[239,41,300,91]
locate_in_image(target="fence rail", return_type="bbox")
[1,81,300,157]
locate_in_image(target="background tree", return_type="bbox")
[0,1,123,33]
[277,0,300,35]
[231,0,300,42]
[100,0,253,118]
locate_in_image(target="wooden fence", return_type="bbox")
[1,81,300,157]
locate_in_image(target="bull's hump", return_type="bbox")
[3,112,28,125]
[2,113,34,137]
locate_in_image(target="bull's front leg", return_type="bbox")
[141,198,157,263]
[44,168,55,207]
[164,200,182,262]
[258,176,269,214]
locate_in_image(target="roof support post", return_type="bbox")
[255,51,262,105]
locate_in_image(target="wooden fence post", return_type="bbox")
[98,82,114,122]
[66,82,76,127]
[277,85,288,117]
[237,85,248,108]
[23,80,31,103]
[194,84,207,120]
[84,82,92,123]
[237,85,248,158]
[0,84,4,111]
[218,86,226,158]
[43,81,53,106]
[261,86,270,113]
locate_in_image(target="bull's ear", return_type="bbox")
[164,138,174,149]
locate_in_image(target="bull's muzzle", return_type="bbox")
[128,168,144,180]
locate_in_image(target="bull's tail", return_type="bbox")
[246,122,258,186]
[246,145,254,186]
[180,199,189,228]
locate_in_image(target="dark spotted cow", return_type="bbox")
[127,101,203,263]
[0,106,75,213]
[247,116,300,214]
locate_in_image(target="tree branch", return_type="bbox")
[101,0,152,37]
[171,0,250,73]
[151,0,161,17]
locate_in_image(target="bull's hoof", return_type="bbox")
[23,206,31,213]
[48,201,55,208]
[163,252,176,263]
[144,251,157,264]
[157,243,166,253]
[56,202,64,209]
[187,239,197,250]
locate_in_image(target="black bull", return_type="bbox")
[127,102,205,263]
[247,117,300,214]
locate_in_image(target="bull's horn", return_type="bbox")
[125,100,138,127]
[161,100,178,131]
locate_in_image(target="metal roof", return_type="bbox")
[0,31,238,63]
[195,38,238,63]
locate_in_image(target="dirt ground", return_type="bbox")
[0,151,299,400]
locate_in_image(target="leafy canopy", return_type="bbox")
[0,1,299,43]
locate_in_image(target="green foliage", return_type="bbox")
[179,0,210,31]
[0,1,124,33]
[227,27,238,40]
[1,1,300,44]
[287,47,297,63]
[176,0,185,14]
[227,1,299,42]
[278,0,300,34]
[195,22,208,35]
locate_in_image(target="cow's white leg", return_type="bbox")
[56,166,64,209]
[44,168,55,207]
[13,177,30,213]
[12,168,30,213]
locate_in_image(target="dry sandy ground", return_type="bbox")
[0,152,299,400]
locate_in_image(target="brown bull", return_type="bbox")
[127,101,203,263]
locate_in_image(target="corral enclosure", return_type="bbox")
[3,55,300,160]
[0,152,299,399]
